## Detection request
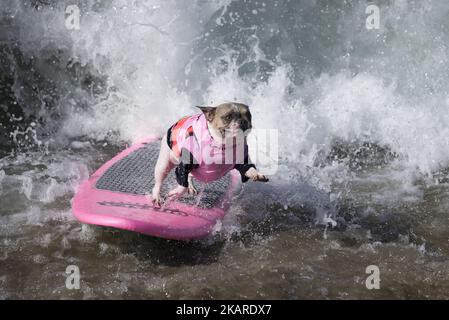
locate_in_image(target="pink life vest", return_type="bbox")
[169,113,247,182]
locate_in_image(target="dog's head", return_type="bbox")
[197,102,252,138]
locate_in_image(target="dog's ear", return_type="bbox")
[196,106,216,122]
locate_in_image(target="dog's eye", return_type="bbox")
[224,114,233,121]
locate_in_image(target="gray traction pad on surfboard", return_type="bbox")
[95,141,232,209]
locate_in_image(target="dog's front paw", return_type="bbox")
[245,167,269,182]
[152,195,163,207]
[252,173,269,182]
[151,186,163,207]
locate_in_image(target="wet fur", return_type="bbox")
[150,102,267,206]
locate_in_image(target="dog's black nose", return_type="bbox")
[239,119,251,131]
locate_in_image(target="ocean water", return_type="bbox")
[1,0,449,299]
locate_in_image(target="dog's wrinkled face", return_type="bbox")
[197,103,252,138]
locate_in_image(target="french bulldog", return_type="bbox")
[151,102,268,206]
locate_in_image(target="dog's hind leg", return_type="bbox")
[187,173,198,195]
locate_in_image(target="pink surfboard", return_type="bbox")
[72,137,240,240]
